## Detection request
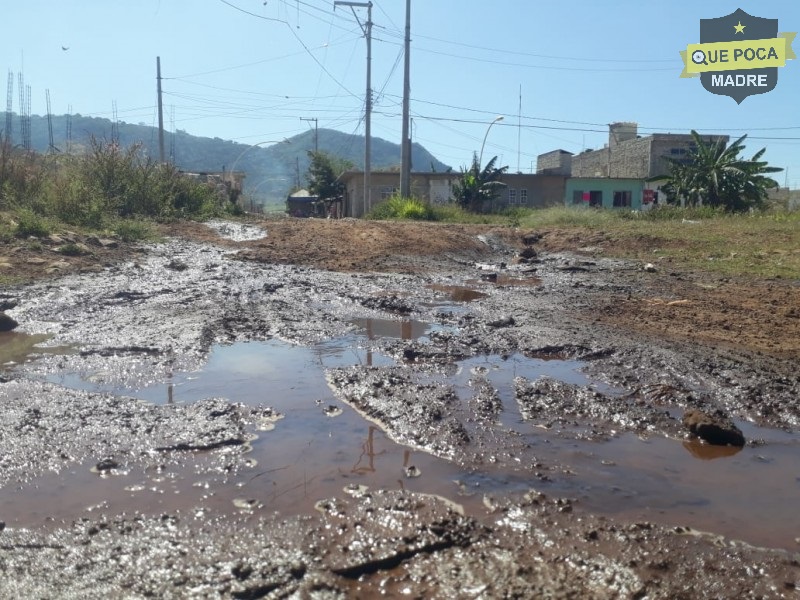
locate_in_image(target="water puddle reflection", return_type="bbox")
[426,284,487,303]
[0,331,76,371]
[351,317,431,341]
[5,337,800,550]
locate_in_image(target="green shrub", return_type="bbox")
[57,242,88,256]
[113,219,155,242]
[15,208,51,237]
[368,195,436,221]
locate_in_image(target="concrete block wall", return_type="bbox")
[572,150,609,177]
[536,150,572,175]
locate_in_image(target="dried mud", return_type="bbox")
[1,216,799,598]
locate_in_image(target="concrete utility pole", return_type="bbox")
[301,116,318,152]
[399,0,411,198]
[157,57,165,163]
[335,1,372,216]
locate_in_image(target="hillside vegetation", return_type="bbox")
[2,112,449,206]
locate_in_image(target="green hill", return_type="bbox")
[2,113,450,208]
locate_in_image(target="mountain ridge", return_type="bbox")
[2,113,451,206]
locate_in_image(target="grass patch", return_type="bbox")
[56,242,88,256]
[516,206,800,279]
[1,138,236,237]
[14,208,52,238]
[367,196,436,221]
[113,219,156,242]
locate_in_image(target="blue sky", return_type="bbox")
[3,1,800,187]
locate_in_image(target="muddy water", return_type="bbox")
[0,331,75,371]
[3,333,800,550]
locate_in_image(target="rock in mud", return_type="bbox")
[487,315,515,328]
[0,312,18,331]
[682,408,745,447]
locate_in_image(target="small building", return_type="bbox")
[340,171,460,218]
[565,178,645,210]
[286,189,320,218]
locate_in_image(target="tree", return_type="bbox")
[305,150,353,215]
[663,130,781,211]
[451,154,508,212]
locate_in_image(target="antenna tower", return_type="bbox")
[5,70,12,143]
[46,89,57,152]
[25,84,31,150]
[17,73,25,149]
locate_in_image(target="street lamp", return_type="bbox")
[226,139,290,213]
[479,116,504,166]
[228,139,290,181]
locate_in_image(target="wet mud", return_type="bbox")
[1,219,799,597]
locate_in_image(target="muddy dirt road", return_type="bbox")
[1,216,799,598]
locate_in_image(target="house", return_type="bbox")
[565,177,645,210]
[570,122,729,180]
[338,170,567,217]
[339,171,459,218]
[180,170,245,206]
[491,173,568,211]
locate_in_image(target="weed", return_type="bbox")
[15,208,51,238]
[368,196,436,221]
[114,219,155,242]
[57,243,88,256]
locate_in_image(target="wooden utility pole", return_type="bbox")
[399,0,411,198]
[335,1,372,216]
[157,57,165,163]
[301,116,318,152]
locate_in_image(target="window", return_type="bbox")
[508,188,517,205]
[589,190,602,207]
[572,190,584,205]
[380,186,398,200]
[519,189,528,206]
[613,190,632,207]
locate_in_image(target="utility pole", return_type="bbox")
[45,89,55,153]
[399,0,411,198]
[156,56,165,163]
[301,116,318,152]
[335,1,371,216]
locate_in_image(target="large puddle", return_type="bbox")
[2,329,799,550]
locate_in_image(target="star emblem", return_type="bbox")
[734,20,746,34]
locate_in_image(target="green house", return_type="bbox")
[564,178,644,209]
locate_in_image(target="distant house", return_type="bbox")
[569,122,728,180]
[565,177,645,210]
[338,170,567,217]
[286,189,320,218]
[180,170,245,206]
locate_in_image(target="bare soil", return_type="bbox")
[5,216,798,360]
[166,217,800,358]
